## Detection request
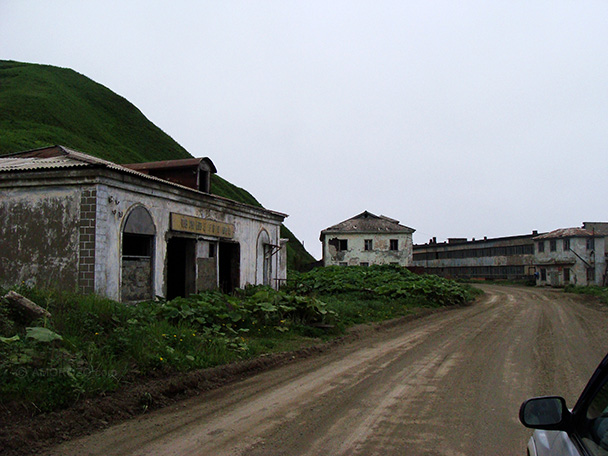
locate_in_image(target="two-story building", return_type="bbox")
[320,211,415,267]
[534,227,606,286]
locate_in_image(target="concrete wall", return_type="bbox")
[93,176,284,300]
[0,186,81,291]
[0,170,286,301]
[322,232,413,267]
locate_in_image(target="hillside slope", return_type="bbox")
[0,60,315,270]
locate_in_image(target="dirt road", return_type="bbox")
[47,286,608,456]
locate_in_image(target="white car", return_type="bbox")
[520,352,608,456]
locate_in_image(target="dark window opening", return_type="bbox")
[209,243,216,258]
[360,262,369,267]
[390,239,399,251]
[541,268,547,281]
[564,268,570,282]
[563,239,570,251]
[338,239,348,251]
[538,242,545,253]
[123,233,152,257]
[364,239,373,251]
[550,240,557,252]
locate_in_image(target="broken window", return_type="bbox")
[390,239,399,251]
[121,206,155,302]
[587,267,595,283]
[338,239,348,251]
[364,239,373,251]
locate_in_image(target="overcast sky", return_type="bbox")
[2,1,607,259]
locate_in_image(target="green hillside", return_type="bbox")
[0,60,315,270]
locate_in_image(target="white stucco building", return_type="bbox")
[534,226,607,287]
[320,211,415,267]
[0,146,288,301]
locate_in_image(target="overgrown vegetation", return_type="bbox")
[564,285,608,304]
[0,266,477,413]
[0,59,315,270]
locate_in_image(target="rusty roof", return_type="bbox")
[0,145,287,218]
[321,211,415,235]
[123,157,217,173]
[534,228,594,239]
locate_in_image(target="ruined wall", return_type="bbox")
[0,187,81,290]
[93,178,285,300]
[121,258,152,301]
[323,233,413,267]
[535,236,606,286]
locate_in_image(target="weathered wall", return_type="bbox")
[0,186,81,290]
[535,236,606,286]
[323,233,413,267]
[121,258,152,301]
[93,177,285,300]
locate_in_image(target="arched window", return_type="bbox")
[121,206,155,302]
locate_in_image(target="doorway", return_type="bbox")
[219,241,240,294]
[166,237,196,300]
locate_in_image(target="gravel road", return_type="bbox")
[47,285,608,456]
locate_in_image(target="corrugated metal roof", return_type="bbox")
[534,228,594,239]
[0,156,89,171]
[0,145,288,219]
[321,211,415,234]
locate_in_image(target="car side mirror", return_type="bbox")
[519,396,572,431]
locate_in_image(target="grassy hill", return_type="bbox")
[0,60,315,270]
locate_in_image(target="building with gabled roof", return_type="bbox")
[319,211,415,267]
[0,145,288,301]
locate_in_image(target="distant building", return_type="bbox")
[320,211,415,267]
[0,146,288,302]
[412,232,539,280]
[412,223,608,286]
[534,226,606,286]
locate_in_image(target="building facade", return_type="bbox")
[413,233,539,280]
[412,224,608,286]
[320,211,415,267]
[0,146,288,302]
[534,227,606,287]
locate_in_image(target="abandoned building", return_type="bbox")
[320,211,415,267]
[412,233,539,280]
[0,145,288,302]
[534,225,607,287]
[412,223,608,286]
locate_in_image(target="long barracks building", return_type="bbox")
[412,232,541,281]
